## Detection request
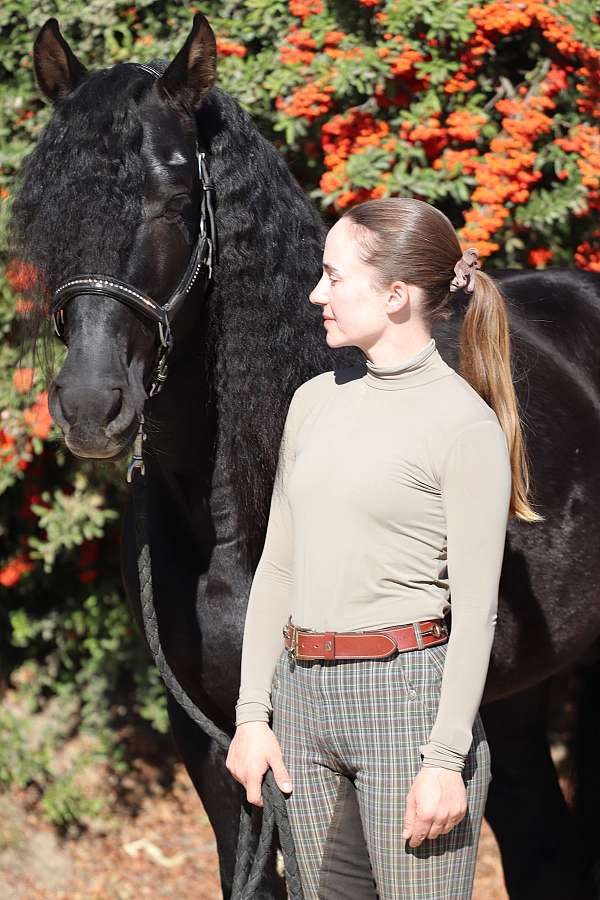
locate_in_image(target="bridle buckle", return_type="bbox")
[126,417,146,483]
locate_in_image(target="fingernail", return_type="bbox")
[282,782,292,792]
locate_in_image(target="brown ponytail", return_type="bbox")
[343,197,543,523]
[460,270,543,522]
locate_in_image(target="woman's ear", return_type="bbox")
[385,280,409,312]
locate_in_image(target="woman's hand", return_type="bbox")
[402,766,467,847]
[226,721,293,808]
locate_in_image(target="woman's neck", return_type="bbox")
[363,332,433,368]
[362,337,453,391]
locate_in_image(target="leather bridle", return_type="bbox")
[51,62,217,404]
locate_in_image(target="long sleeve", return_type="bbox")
[234,389,303,726]
[419,420,512,772]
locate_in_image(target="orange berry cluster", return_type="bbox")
[556,125,600,212]
[575,232,600,272]
[276,82,336,121]
[0,552,33,587]
[319,109,393,207]
[278,0,597,264]
[458,92,555,252]
[288,0,323,18]
[279,28,317,65]
[216,38,248,58]
[1,391,52,467]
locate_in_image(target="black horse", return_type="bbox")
[9,13,600,899]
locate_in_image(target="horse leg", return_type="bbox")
[571,648,600,897]
[166,692,286,900]
[481,678,594,900]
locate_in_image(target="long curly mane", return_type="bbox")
[7,62,150,366]
[7,58,357,566]
[197,82,358,565]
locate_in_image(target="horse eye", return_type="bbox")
[162,194,191,220]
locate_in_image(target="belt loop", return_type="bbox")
[284,617,298,668]
[283,615,292,642]
[413,623,425,650]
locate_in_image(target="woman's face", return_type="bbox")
[309,217,409,353]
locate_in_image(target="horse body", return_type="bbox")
[470,269,600,693]
[503,272,600,695]
[11,13,600,899]
[124,267,600,900]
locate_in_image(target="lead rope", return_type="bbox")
[128,416,304,899]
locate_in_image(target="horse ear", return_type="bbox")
[33,18,88,105]
[156,13,217,115]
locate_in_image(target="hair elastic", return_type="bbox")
[449,248,481,294]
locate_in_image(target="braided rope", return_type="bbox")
[131,471,304,899]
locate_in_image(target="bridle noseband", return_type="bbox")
[51,61,217,405]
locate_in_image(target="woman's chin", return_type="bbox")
[323,326,346,348]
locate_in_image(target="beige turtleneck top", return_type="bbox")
[235,338,512,772]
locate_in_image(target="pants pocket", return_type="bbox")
[422,640,448,680]
[392,641,447,702]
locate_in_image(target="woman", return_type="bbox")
[226,198,540,899]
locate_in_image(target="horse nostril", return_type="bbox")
[105,388,123,425]
[53,384,76,426]
[55,384,124,429]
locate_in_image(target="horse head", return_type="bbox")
[24,14,217,459]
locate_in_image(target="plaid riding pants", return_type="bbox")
[271,639,491,899]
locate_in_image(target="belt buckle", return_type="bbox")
[420,622,446,638]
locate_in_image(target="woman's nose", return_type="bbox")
[309,276,328,306]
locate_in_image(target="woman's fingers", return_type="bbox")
[425,816,451,840]
[225,722,291,808]
[421,808,467,843]
[402,790,417,839]
[407,808,436,847]
[245,767,267,806]
[268,751,293,794]
[405,767,468,846]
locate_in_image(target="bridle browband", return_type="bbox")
[51,61,217,408]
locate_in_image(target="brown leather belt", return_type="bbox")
[283,616,448,661]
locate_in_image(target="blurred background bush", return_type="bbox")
[1,0,598,828]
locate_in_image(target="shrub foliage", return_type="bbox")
[0,0,598,822]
